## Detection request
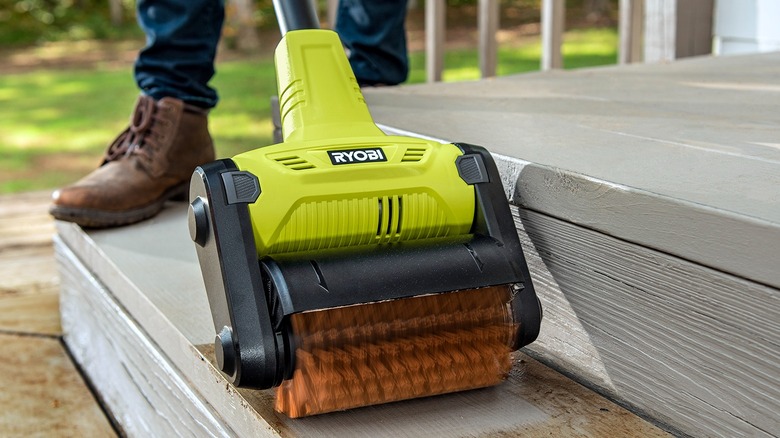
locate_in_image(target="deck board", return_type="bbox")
[360,52,780,437]
[0,191,113,436]
[515,207,779,436]
[0,333,116,436]
[54,53,780,437]
[56,206,668,437]
[365,52,780,289]
[0,293,61,335]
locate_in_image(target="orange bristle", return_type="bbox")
[274,285,517,418]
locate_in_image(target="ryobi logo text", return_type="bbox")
[327,148,387,165]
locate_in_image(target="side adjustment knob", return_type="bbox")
[188,196,209,247]
[215,326,236,374]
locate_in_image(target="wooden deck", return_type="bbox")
[0,191,115,436]
[362,52,780,437]
[0,195,669,437]
[36,51,780,436]
[0,193,675,436]
[54,206,668,436]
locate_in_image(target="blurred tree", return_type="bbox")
[108,0,122,25]
[0,0,139,45]
[0,0,617,47]
[584,0,609,22]
[226,0,261,50]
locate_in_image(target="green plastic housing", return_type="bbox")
[231,29,475,256]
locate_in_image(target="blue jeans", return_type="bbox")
[335,0,409,86]
[135,0,409,109]
[135,0,224,108]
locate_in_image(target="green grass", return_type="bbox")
[0,27,616,194]
[0,56,279,193]
[409,27,617,82]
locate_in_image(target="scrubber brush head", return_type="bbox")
[276,285,516,417]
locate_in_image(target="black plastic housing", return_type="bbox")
[457,143,542,348]
[189,159,286,388]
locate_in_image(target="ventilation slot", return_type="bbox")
[376,195,403,241]
[275,155,316,170]
[401,147,428,162]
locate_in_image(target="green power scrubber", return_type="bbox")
[188,29,542,417]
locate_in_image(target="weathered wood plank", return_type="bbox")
[0,190,55,250]
[363,52,780,437]
[618,0,643,63]
[368,128,780,437]
[56,238,236,437]
[0,333,115,436]
[0,190,53,217]
[478,0,499,78]
[425,0,445,82]
[56,206,668,436]
[365,52,780,289]
[0,245,59,297]
[0,190,61,335]
[0,293,60,335]
[643,0,676,62]
[514,206,779,437]
[0,190,116,436]
[674,0,714,58]
[541,0,564,70]
[234,347,668,438]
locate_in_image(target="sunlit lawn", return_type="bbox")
[408,27,617,82]
[0,27,616,193]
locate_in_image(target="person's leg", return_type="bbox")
[335,0,410,86]
[135,0,224,108]
[50,0,223,228]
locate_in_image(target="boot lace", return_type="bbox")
[103,97,169,164]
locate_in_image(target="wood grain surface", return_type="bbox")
[57,240,234,437]
[0,191,60,335]
[0,190,111,435]
[56,205,668,437]
[516,207,779,437]
[0,333,115,436]
[362,54,780,437]
[53,53,780,437]
[0,191,115,436]
[366,52,780,289]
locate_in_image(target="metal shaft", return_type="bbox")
[272,0,320,35]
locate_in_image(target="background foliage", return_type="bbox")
[0,0,618,193]
[0,0,615,47]
[0,0,136,45]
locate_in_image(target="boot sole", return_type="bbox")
[49,182,189,228]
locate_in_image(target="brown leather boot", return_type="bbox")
[50,95,215,228]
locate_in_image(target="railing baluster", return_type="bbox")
[478,0,499,78]
[426,0,446,83]
[327,0,338,28]
[541,0,565,70]
[619,0,644,64]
